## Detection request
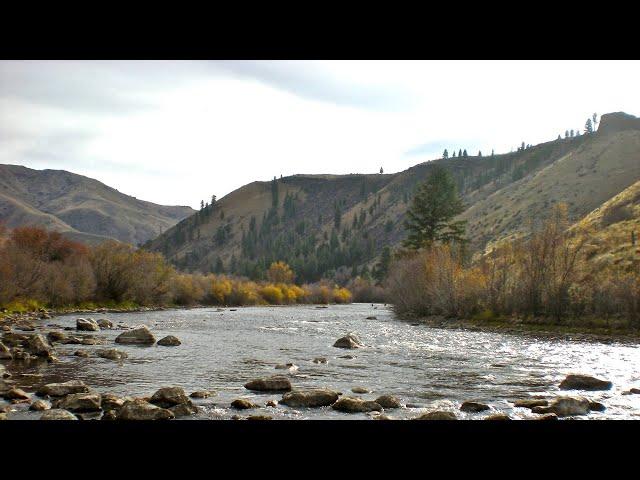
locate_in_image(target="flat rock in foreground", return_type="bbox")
[115,325,156,345]
[149,387,191,408]
[332,396,382,413]
[117,399,175,420]
[76,318,100,332]
[40,409,78,420]
[280,389,340,408]
[53,393,102,412]
[37,380,90,397]
[244,376,292,392]
[531,396,591,417]
[559,374,612,391]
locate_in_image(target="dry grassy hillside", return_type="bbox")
[572,180,640,272]
[462,128,640,254]
[0,164,194,245]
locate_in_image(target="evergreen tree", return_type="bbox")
[565,130,569,138]
[379,166,384,174]
[458,149,462,157]
[271,177,279,208]
[403,166,466,249]
[463,149,468,157]
[557,134,562,140]
[585,117,593,134]
[478,150,482,157]
[452,150,456,158]
[373,246,392,283]
[200,200,204,210]
[443,149,449,159]
[570,129,574,137]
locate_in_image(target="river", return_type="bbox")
[3,303,640,419]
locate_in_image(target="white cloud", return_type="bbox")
[1,60,639,208]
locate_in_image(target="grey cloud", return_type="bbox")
[208,61,414,112]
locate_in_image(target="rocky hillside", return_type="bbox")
[0,165,194,246]
[145,112,640,283]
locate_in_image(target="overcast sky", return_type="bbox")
[1,60,639,208]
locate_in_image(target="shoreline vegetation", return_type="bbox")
[0,226,352,320]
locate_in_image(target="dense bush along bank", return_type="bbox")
[387,205,640,329]
[0,226,352,314]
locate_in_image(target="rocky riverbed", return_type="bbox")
[1,304,640,420]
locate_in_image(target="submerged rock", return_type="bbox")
[484,413,512,420]
[333,333,364,349]
[351,386,370,394]
[375,395,402,409]
[54,393,102,412]
[74,350,90,358]
[115,325,156,345]
[246,415,272,420]
[460,401,490,413]
[265,400,278,407]
[513,399,548,409]
[588,401,606,412]
[231,399,257,409]
[15,320,35,331]
[332,396,382,413]
[37,380,90,397]
[531,396,591,417]
[312,357,328,364]
[559,374,612,391]
[280,389,340,408]
[157,335,181,347]
[96,349,128,361]
[40,409,78,420]
[190,390,214,399]
[244,376,292,392]
[117,399,174,420]
[415,411,458,420]
[76,318,100,332]
[275,363,298,371]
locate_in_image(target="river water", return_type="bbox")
[3,303,640,419]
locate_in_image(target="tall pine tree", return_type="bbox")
[403,166,466,249]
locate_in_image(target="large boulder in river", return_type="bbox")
[3,387,30,400]
[76,318,100,332]
[40,409,78,420]
[96,319,113,330]
[149,387,191,408]
[375,395,402,409]
[531,396,591,417]
[37,380,90,397]
[280,389,340,408]
[157,335,181,347]
[244,376,292,392]
[117,399,174,420]
[332,396,382,413]
[169,403,199,417]
[115,325,156,345]
[53,393,102,412]
[26,334,56,360]
[333,333,363,349]
[559,374,612,391]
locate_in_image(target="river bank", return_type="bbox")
[401,314,640,344]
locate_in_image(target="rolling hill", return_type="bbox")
[0,165,194,245]
[145,111,640,283]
